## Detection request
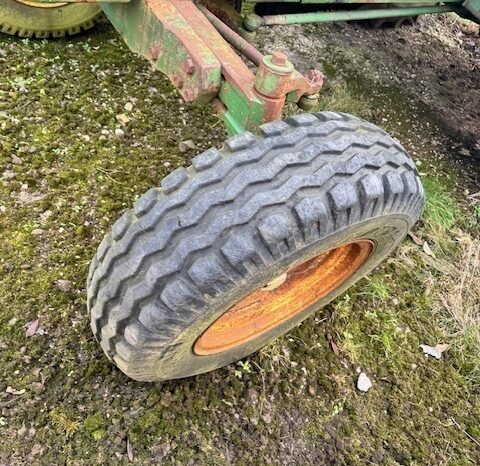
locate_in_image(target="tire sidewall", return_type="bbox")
[0,0,100,32]
[156,214,411,380]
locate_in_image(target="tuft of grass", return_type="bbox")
[369,313,402,357]
[285,78,373,121]
[49,409,81,439]
[434,236,480,384]
[422,176,458,232]
[315,79,372,120]
[339,329,362,362]
[358,276,391,303]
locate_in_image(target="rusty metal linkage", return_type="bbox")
[102,0,323,134]
[198,4,263,66]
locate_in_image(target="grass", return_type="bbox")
[416,174,480,383]
[422,176,459,231]
[314,79,372,120]
[434,236,480,383]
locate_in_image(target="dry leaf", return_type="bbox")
[127,437,134,462]
[420,343,449,359]
[420,344,441,359]
[25,319,40,337]
[116,113,130,126]
[6,386,26,395]
[327,334,339,356]
[423,241,435,257]
[434,343,451,354]
[408,231,424,246]
[178,140,196,153]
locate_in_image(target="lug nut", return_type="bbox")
[271,51,288,66]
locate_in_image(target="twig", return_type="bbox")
[251,360,266,415]
[450,417,480,448]
[96,167,120,183]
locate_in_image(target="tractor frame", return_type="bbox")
[19,0,480,135]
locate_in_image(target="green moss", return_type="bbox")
[49,409,81,438]
[83,413,106,434]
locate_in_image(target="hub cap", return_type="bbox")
[193,240,373,355]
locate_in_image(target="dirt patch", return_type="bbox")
[259,14,480,164]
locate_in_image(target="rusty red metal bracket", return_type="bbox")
[101,0,323,133]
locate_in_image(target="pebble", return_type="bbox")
[178,139,196,153]
[11,154,23,165]
[56,279,72,292]
[115,128,125,137]
[357,372,373,392]
[32,229,44,236]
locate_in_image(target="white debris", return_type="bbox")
[357,372,372,392]
[420,343,450,360]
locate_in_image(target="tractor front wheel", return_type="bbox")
[0,0,101,38]
[87,112,425,382]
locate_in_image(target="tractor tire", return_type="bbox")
[87,112,425,382]
[0,0,101,38]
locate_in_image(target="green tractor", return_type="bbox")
[1,0,478,382]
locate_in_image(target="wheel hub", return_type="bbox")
[193,240,373,356]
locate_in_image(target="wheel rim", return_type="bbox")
[193,240,374,356]
[15,0,67,8]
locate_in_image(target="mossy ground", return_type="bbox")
[0,16,479,465]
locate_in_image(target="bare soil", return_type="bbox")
[259,14,480,165]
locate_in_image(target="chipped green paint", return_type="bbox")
[101,1,221,105]
[463,0,480,20]
[244,4,464,30]
[218,81,266,134]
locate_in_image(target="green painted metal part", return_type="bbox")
[244,4,464,30]
[217,79,266,135]
[463,0,480,20]
[101,0,270,135]
[101,1,222,105]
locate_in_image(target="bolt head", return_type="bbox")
[172,75,184,89]
[184,58,195,75]
[271,51,288,66]
[306,69,324,86]
[183,87,195,102]
[148,43,162,61]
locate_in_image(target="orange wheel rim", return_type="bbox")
[193,240,374,356]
